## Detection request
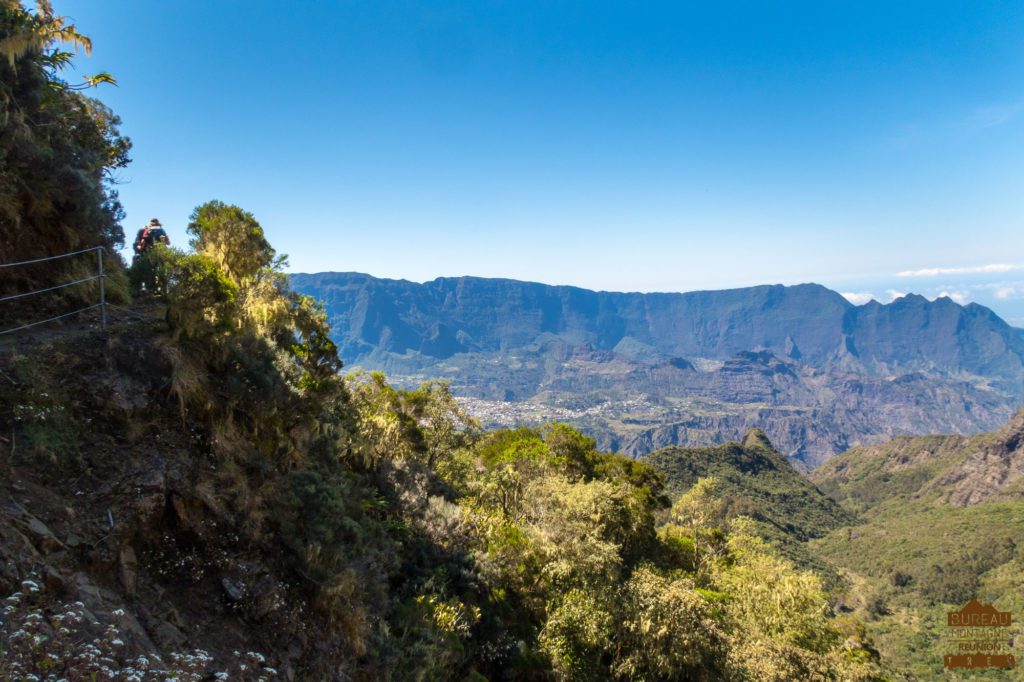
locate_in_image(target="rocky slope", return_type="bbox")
[292,272,1024,467]
[813,406,1024,509]
[0,313,351,679]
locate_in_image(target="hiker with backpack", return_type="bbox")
[133,218,170,256]
[130,219,171,294]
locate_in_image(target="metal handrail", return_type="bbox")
[0,245,105,268]
[0,274,102,303]
[0,245,108,335]
[0,304,103,336]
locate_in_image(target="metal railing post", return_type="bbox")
[0,245,111,335]
[97,246,107,329]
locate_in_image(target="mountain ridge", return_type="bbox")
[643,429,854,542]
[292,271,1024,383]
[807,408,1024,678]
[812,406,1024,509]
[292,271,1024,466]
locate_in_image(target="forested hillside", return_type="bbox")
[11,2,1024,680]
[0,310,885,678]
[643,432,854,584]
[0,0,131,327]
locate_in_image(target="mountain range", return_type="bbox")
[291,272,1024,467]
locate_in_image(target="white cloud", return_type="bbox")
[886,289,907,301]
[995,286,1020,300]
[937,290,969,304]
[841,292,875,305]
[971,100,1024,130]
[897,263,1021,278]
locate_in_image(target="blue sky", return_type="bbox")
[63,1,1024,325]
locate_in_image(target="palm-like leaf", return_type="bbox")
[0,1,114,91]
[1,1,92,66]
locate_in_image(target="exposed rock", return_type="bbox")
[153,620,187,649]
[935,408,1024,506]
[221,577,244,603]
[742,428,775,451]
[292,273,1024,388]
[119,545,138,597]
[814,407,1024,508]
[15,511,65,554]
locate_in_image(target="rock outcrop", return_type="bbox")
[813,407,1024,508]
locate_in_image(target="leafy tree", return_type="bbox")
[539,588,614,680]
[541,423,604,481]
[406,381,481,469]
[164,251,237,341]
[713,519,864,681]
[0,0,114,88]
[288,292,344,395]
[1,0,130,318]
[613,567,726,681]
[349,371,431,465]
[187,200,276,285]
[670,476,728,571]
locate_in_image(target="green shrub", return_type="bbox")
[165,252,237,341]
[127,243,179,297]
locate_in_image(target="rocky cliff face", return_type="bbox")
[292,273,1024,466]
[293,273,1024,387]
[932,409,1024,506]
[813,407,1024,508]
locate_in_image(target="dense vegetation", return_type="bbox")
[811,429,1024,680]
[1,2,891,678]
[1,198,887,678]
[642,432,856,589]
[644,430,854,542]
[0,0,131,324]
